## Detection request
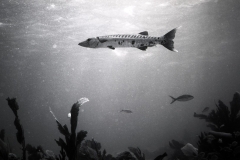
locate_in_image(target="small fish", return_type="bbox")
[154,152,167,160]
[120,109,133,113]
[194,112,208,119]
[79,27,180,52]
[169,95,194,104]
[202,107,210,113]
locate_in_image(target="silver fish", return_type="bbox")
[120,109,133,113]
[78,27,180,52]
[169,95,194,104]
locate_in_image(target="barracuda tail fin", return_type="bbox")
[162,26,181,52]
[169,95,177,104]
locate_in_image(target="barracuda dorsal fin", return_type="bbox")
[107,46,115,50]
[138,31,148,36]
[97,37,108,43]
[137,46,147,51]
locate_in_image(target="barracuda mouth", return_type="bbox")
[78,38,99,48]
[78,41,89,47]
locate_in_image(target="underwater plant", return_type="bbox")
[117,147,167,160]
[194,92,240,160]
[78,139,109,160]
[25,144,45,160]
[0,129,9,160]
[6,98,26,160]
[194,92,240,133]
[116,151,136,160]
[50,98,89,160]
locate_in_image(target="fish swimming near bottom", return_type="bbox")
[169,95,194,104]
[78,27,180,52]
[120,109,133,113]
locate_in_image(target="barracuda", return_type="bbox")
[78,27,180,52]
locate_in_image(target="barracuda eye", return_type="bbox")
[87,38,91,41]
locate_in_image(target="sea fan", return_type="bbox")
[195,92,240,160]
[194,92,240,134]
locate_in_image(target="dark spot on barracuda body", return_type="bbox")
[107,46,115,50]
[149,41,155,47]
[118,41,121,45]
[157,37,160,39]
[140,44,144,47]
[132,40,135,45]
[149,41,154,45]
[138,46,148,51]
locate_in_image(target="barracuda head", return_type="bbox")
[78,38,99,48]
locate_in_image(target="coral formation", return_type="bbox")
[2,92,240,160]
[193,92,240,160]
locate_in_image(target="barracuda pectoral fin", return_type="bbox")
[107,46,115,50]
[137,46,148,51]
[97,37,108,43]
[139,31,148,36]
